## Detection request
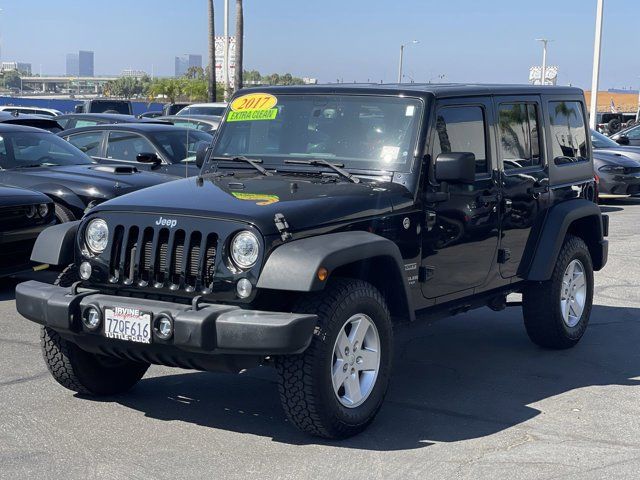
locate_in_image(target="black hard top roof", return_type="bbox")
[241,83,584,98]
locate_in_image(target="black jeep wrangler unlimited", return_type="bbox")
[16,84,608,439]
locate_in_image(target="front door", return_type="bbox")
[495,96,550,278]
[421,98,501,299]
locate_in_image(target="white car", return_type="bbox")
[176,102,227,116]
[0,106,62,117]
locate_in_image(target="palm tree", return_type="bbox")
[208,0,217,102]
[234,0,243,92]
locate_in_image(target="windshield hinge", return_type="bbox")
[274,213,292,242]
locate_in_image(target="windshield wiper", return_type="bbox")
[284,159,360,183]
[213,156,272,176]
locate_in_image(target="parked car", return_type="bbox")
[156,115,221,133]
[60,123,213,177]
[610,123,640,147]
[0,112,63,133]
[0,185,54,277]
[0,124,174,222]
[138,111,163,119]
[176,102,226,116]
[163,102,191,116]
[592,129,640,197]
[0,106,62,117]
[595,112,637,135]
[17,85,608,439]
[74,99,133,115]
[55,113,168,131]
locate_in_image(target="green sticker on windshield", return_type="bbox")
[227,108,278,122]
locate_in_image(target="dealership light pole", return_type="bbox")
[398,40,418,83]
[589,0,605,129]
[536,38,552,85]
[223,0,230,100]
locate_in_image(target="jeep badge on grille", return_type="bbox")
[155,216,177,228]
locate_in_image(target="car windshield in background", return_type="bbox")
[0,132,92,169]
[179,106,226,116]
[152,130,213,164]
[212,94,424,172]
[591,129,620,149]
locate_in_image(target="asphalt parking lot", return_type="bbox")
[1,200,639,480]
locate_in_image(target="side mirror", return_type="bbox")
[74,104,83,113]
[136,152,162,169]
[195,143,209,168]
[435,152,476,184]
[616,135,630,146]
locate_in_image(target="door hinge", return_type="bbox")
[497,248,511,264]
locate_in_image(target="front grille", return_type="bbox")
[108,225,218,293]
[0,205,37,230]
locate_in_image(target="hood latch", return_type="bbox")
[274,213,292,242]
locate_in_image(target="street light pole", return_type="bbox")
[397,40,418,84]
[535,38,552,85]
[223,0,230,101]
[589,0,605,129]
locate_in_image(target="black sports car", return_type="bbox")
[592,129,640,197]
[0,112,63,133]
[0,185,54,276]
[0,124,175,222]
[55,113,169,132]
[60,123,213,177]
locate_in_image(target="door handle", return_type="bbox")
[528,184,549,197]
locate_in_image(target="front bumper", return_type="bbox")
[598,172,640,196]
[16,280,317,356]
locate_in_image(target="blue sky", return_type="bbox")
[1,0,637,89]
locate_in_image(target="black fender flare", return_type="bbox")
[30,221,80,266]
[527,198,607,281]
[257,231,415,321]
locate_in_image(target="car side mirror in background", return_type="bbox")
[435,152,476,184]
[136,152,162,169]
[616,135,630,146]
[195,143,209,168]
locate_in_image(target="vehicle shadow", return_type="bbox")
[104,304,640,450]
[0,279,17,301]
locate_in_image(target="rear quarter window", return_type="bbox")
[548,101,588,165]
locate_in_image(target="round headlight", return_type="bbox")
[37,203,49,218]
[230,231,260,268]
[85,218,109,254]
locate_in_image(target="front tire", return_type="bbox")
[523,235,594,349]
[275,278,393,439]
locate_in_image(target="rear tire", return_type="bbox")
[275,278,393,439]
[523,235,594,349]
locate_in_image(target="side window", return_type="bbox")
[625,126,640,139]
[548,101,588,165]
[106,132,155,161]
[67,132,103,156]
[498,103,542,170]
[432,106,488,174]
[75,120,99,128]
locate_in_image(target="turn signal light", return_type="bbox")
[317,267,329,282]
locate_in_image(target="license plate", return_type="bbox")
[104,307,152,344]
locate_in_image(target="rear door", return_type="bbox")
[495,96,550,278]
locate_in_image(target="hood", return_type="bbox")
[92,172,413,236]
[593,149,640,167]
[0,184,51,207]
[4,164,174,198]
[594,146,640,163]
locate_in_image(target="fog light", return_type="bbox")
[154,314,173,340]
[236,278,253,298]
[82,306,101,330]
[79,261,92,280]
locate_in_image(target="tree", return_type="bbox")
[208,0,217,102]
[148,78,183,103]
[234,0,243,92]
[3,70,21,89]
[185,66,205,80]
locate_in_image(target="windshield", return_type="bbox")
[179,106,226,116]
[0,131,92,169]
[591,129,619,149]
[211,94,424,172]
[152,130,213,163]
